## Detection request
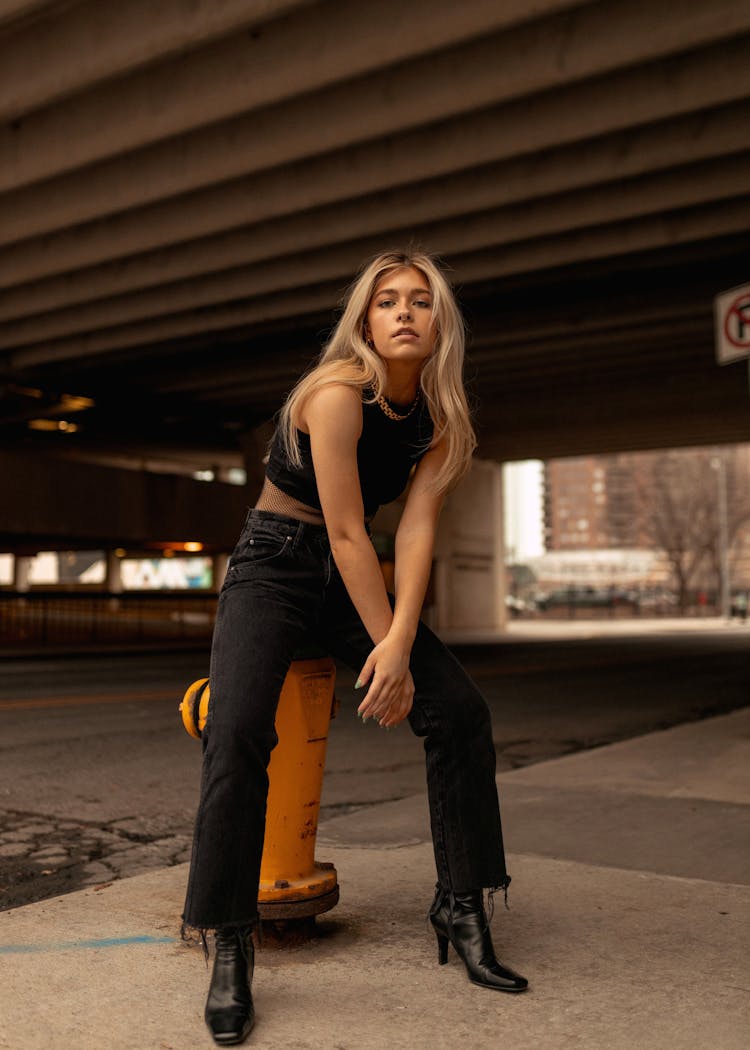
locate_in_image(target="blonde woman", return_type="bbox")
[183,249,528,1046]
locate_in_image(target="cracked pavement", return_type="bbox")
[0,809,193,909]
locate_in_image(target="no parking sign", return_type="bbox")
[715,282,750,364]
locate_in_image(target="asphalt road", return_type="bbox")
[1,626,747,910]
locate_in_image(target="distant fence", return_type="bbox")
[0,590,217,648]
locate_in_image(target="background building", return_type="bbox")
[539,443,750,608]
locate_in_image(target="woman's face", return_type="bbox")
[365,266,436,367]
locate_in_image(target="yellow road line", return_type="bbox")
[0,690,179,711]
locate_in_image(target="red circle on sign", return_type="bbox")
[724,293,750,348]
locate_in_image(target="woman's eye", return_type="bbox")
[378,299,395,307]
[414,299,431,308]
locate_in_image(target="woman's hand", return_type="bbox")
[355,635,414,728]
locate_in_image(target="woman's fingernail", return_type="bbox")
[354,678,362,689]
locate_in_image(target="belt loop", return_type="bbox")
[291,519,306,550]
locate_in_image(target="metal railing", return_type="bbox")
[0,590,217,648]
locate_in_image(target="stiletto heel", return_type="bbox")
[428,884,528,993]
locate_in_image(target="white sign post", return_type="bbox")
[713,281,749,621]
[715,281,750,364]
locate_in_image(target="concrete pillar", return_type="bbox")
[105,549,123,593]
[432,458,507,636]
[12,554,32,592]
[105,549,123,610]
[212,553,229,592]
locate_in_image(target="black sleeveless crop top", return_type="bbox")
[265,390,435,518]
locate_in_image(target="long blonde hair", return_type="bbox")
[276,249,477,494]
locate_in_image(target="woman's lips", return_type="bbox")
[393,328,418,338]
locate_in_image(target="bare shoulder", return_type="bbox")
[298,383,363,437]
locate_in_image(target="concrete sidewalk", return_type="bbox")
[2,710,748,1050]
[443,614,745,643]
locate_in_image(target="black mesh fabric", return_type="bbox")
[254,477,325,524]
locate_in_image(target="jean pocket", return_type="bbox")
[248,530,292,564]
[230,526,293,571]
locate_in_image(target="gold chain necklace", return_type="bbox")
[375,388,421,421]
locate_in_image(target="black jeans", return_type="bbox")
[182,509,510,932]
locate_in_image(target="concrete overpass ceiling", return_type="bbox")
[1,0,749,467]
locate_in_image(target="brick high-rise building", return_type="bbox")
[543,445,750,592]
[543,454,651,551]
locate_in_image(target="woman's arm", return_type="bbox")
[353,437,449,728]
[303,384,395,645]
[304,385,449,727]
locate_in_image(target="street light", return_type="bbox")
[710,451,731,620]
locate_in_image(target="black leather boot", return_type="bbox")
[204,926,255,1046]
[429,884,528,993]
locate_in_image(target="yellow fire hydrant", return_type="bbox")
[179,655,339,922]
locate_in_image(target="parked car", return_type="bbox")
[534,586,635,612]
[505,594,534,616]
[634,589,678,610]
[730,591,748,621]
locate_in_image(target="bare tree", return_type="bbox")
[635,447,750,611]
[703,449,750,603]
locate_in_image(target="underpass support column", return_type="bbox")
[431,458,507,636]
[105,549,123,593]
[12,554,31,592]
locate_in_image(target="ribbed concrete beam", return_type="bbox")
[2,155,747,347]
[485,416,750,461]
[9,196,750,369]
[0,0,316,121]
[201,350,749,456]
[0,0,55,28]
[456,205,750,305]
[4,8,747,247]
[473,326,713,379]
[480,378,750,460]
[488,368,741,417]
[194,339,713,406]
[195,370,325,404]
[483,361,742,424]
[187,328,713,401]
[0,0,588,192]
[2,27,749,254]
[159,303,710,398]
[0,102,745,308]
[470,316,711,364]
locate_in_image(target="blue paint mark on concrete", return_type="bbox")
[0,934,176,954]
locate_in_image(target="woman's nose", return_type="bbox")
[398,306,412,320]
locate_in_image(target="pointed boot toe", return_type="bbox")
[429,885,529,994]
[204,927,256,1046]
[469,958,528,993]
